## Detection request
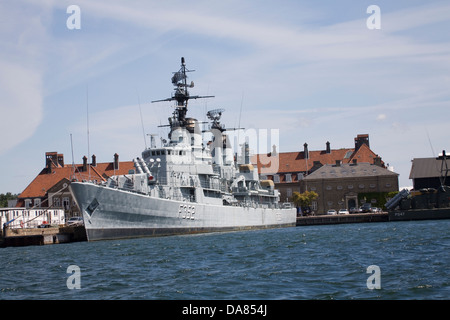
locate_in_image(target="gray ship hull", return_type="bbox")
[70,182,297,241]
[388,208,450,221]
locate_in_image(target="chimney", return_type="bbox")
[304,143,309,159]
[352,159,357,165]
[355,134,370,150]
[82,156,88,172]
[373,156,382,167]
[114,153,119,170]
[46,157,53,174]
[45,152,57,173]
[335,160,341,167]
[272,144,277,156]
[57,154,64,167]
[91,154,97,167]
[326,141,331,154]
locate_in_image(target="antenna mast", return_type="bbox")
[151,57,214,129]
[137,90,147,149]
[86,85,91,181]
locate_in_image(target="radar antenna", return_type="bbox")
[207,108,225,122]
[151,57,214,128]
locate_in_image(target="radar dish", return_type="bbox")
[207,108,225,122]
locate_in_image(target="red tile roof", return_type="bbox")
[17,159,135,203]
[252,143,384,175]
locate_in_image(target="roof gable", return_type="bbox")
[348,143,383,165]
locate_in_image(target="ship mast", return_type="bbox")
[152,57,214,129]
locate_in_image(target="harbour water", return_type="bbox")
[0,220,448,301]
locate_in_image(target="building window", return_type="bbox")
[54,198,61,207]
[337,185,343,190]
[326,185,332,190]
[285,174,292,183]
[348,185,353,189]
[273,174,280,183]
[386,183,391,188]
[311,201,317,210]
[359,184,365,189]
[370,184,376,189]
[310,186,316,191]
[63,197,70,211]
[286,188,292,197]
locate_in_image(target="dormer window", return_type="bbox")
[285,174,292,183]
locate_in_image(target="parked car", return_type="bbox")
[360,203,372,213]
[67,216,84,226]
[349,207,361,214]
[338,209,350,215]
[327,209,337,215]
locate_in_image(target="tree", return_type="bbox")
[0,193,18,207]
[292,190,318,215]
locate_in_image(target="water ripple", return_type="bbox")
[1,220,449,300]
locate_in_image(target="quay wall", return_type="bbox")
[296,212,389,226]
[1,225,87,247]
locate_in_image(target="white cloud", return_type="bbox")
[2,0,450,192]
[0,62,43,154]
[0,2,51,154]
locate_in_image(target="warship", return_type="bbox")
[70,57,296,241]
[386,150,450,221]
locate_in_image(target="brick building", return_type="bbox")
[253,134,399,213]
[304,162,398,214]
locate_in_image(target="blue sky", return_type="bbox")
[1,0,450,194]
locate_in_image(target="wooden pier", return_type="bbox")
[296,212,389,226]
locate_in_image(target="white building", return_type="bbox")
[0,207,65,229]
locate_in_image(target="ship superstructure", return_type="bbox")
[70,58,296,241]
